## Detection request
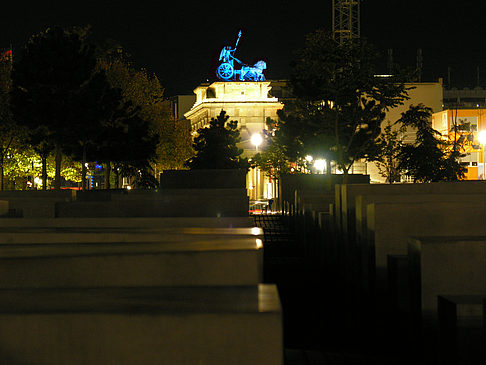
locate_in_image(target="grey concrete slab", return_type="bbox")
[356,194,486,249]
[357,194,486,294]
[0,200,8,216]
[343,181,486,245]
[160,169,247,189]
[0,190,76,218]
[0,237,262,288]
[0,225,263,244]
[438,295,486,365]
[294,191,334,214]
[387,255,409,314]
[0,190,76,199]
[366,202,486,294]
[0,284,283,365]
[56,194,249,217]
[409,237,486,331]
[0,216,254,228]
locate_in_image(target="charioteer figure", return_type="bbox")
[216,30,266,82]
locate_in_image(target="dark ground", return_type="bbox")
[252,213,415,365]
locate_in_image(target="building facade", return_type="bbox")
[184,81,284,201]
[432,108,486,180]
[183,79,446,189]
[366,80,444,183]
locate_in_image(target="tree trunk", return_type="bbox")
[41,156,47,190]
[114,167,120,189]
[81,146,87,191]
[104,161,111,189]
[54,145,62,190]
[342,165,350,185]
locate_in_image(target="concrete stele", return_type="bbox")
[408,237,486,330]
[0,235,263,288]
[438,295,486,364]
[0,284,283,365]
[366,202,486,293]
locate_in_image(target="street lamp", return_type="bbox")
[478,131,486,180]
[251,133,263,152]
[314,159,326,174]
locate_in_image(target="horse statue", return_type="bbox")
[239,60,266,81]
[216,31,267,82]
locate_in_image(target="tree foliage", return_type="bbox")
[156,118,193,171]
[11,26,165,190]
[371,122,406,183]
[397,104,466,182]
[10,26,99,189]
[252,118,291,179]
[276,30,410,180]
[185,110,248,170]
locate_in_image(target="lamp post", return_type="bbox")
[478,130,486,180]
[251,133,263,200]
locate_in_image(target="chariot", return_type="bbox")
[216,31,266,82]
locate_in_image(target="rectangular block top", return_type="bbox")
[439,295,485,306]
[0,217,254,228]
[0,236,262,259]
[0,225,263,245]
[0,284,280,314]
[409,236,486,248]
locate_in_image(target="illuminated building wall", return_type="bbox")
[184,81,284,201]
[367,80,444,183]
[432,108,486,180]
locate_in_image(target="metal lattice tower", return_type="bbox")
[332,0,360,44]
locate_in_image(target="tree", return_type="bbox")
[252,118,291,179]
[156,118,193,171]
[0,53,17,190]
[96,52,167,186]
[10,26,99,189]
[397,104,466,182]
[62,70,123,190]
[185,110,249,170]
[371,122,406,183]
[276,30,410,181]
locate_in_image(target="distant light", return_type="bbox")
[126,185,132,190]
[251,227,262,236]
[479,131,486,145]
[256,239,263,249]
[305,155,313,162]
[251,133,263,147]
[314,159,326,174]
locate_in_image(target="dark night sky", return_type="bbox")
[1,0,485,95]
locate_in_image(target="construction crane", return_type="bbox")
[332,0,360,44]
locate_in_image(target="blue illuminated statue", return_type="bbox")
[216,30,266,82]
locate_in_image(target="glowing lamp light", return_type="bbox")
[251,227,263,236]
[256,239,263,249]
[251,133,263,148]
[305,155,313,163]
[314,159,326,174]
